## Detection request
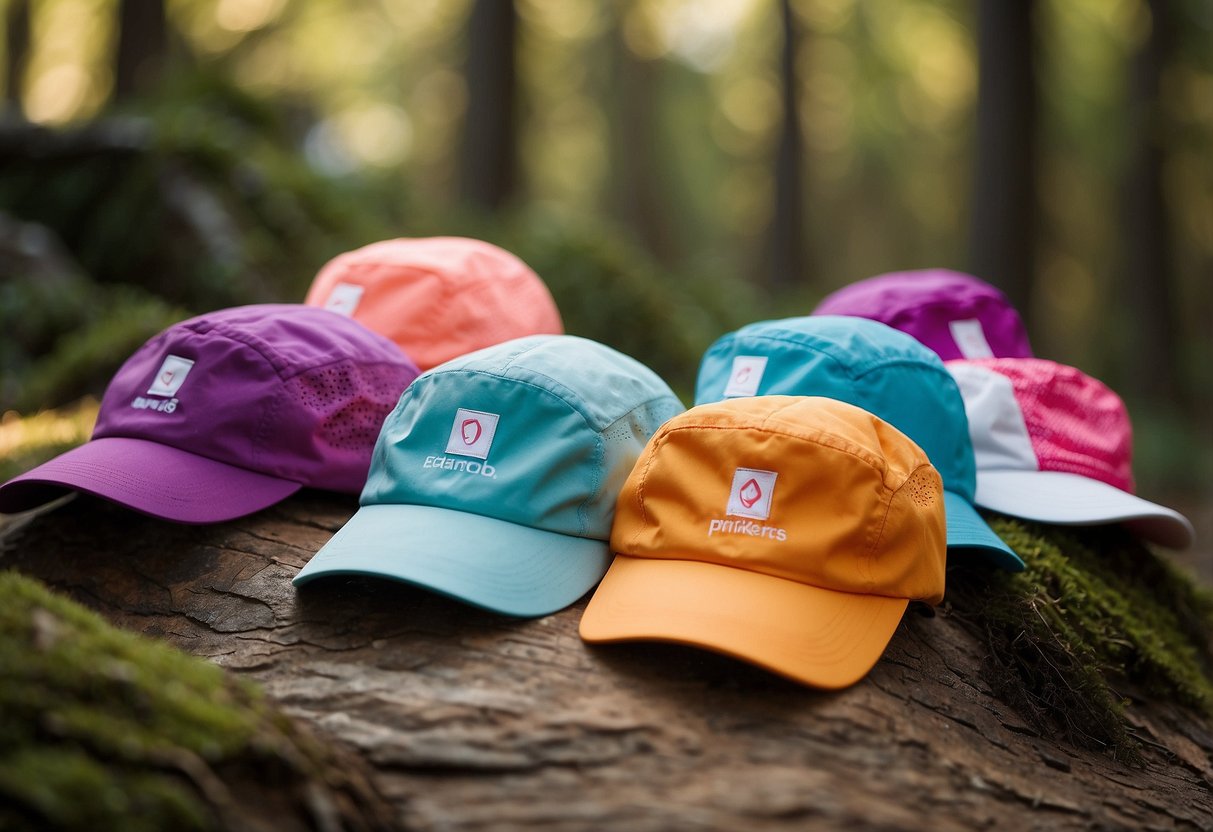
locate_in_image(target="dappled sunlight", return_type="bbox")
[0,399,98,481]
[214,0,285,33]
[23,0,112,124]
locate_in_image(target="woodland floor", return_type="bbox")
[2,491,1212,831]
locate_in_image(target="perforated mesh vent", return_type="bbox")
[901,467,942,509]
[603,399,679,446]
[289,361,408,451]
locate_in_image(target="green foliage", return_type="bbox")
[0,72,405,315]
[1,270,188,411]
[947,516,1213,762]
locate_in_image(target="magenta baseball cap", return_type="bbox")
[946,358,1194,549]
[0,304,420,523]
[812,269,1033,361]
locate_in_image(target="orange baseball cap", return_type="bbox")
[580,395,947,689]
[305,237,563,370]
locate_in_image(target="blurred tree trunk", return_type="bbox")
[969,0,1036,322]
[768,0,807,289]
[114,0,167,101]
[5,0,28,109]
[1124,0,1182,405]
[608,3,674,263]
[459,0,517,210]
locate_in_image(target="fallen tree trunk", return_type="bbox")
[3,492,1212,830]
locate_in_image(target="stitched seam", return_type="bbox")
[629,428,667,551]
[656,422,890,475]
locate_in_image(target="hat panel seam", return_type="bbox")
[279,355,405,383]
[680,420,895,478]
[250,383,284,476]
[628,428,669,552]
[191,319,293,377]
[633,420,902,542]
[722,332,860,379]
[879,293,1006,318]
[380,370,608,534]
[850,358,954,384]
[729,331,942,379]
[453,361,673,434]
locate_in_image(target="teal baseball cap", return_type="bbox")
[695,315,1023,570]
[293,334,684,615]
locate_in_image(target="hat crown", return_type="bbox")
[948,358,1134,492]
[305,237,563,370]
[611,396,947,604]
[92,304,418,492]
[362,335,684,539]
[812,269,1033,361]
[696,315,977,500]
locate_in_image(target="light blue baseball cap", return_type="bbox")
[695,315,1023,571]
[293,334,684,615]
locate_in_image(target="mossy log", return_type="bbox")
[2,492,1212,830]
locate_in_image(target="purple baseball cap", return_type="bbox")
[0,304,419,523]
[812,269,1033,361]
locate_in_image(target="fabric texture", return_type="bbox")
[0,304,419,522]
[293,334,684,617]
[581,395,947,690]
[305,236,563,370]
[812,269,1033,361]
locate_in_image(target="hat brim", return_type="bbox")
[292,503,612,618]
[579,554,910,690]
[944,489,1025,570]
[975,469,1194,550]
[0,436,302,523]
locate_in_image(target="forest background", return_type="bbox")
[0,0,1209,579]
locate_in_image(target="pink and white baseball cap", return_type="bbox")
[946,358,1194,549]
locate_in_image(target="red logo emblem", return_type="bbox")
[160,371,174,384]
[739,478,762,508]
[734,366,751,384]
[461,418,482,445]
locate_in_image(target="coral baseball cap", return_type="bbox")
[580,395,947,690]
[0,305,419,523]
[304,236,563,371]
[812,269,1033,361]
[947,358,1194,549]
[293,335,684,617]
[695,315,1023,570]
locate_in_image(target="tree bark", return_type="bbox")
[459,0,518,210]
[768,0,807,290]
[1124,0,1182,405]
[608,3,675,264]
[5,0,29,109]
[969,0,1036,322]
[2,493,1211,830]
[114,0,168,101]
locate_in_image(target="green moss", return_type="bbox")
[0,571,308,831]
[946,516,1213,761]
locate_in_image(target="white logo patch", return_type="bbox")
[726,467,777,520]
[723,355,767,398]
[146,355,194,397]
[949,318,995,359]
[445,408,500,460]
[324,282,365,317]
